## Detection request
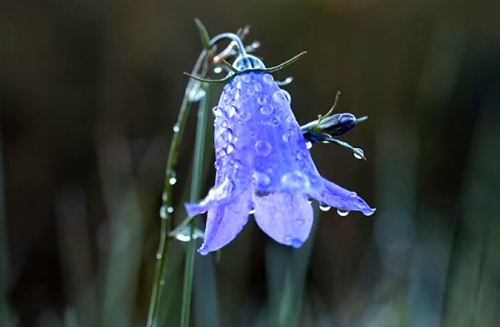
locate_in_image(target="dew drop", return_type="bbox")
[239,109,252,122]
[247,87,255,96]
[249,207,256,215]
[172,124,180,133]
[212,106,223,117]
[255,140,272,157]
[282,131,291,142]
[242,73,251,83]
[227,105,237,118]
[272,90,287,103]
[263,74,274,85]
[260,105,274,115]
[216,148,227,159]
[281,89,292,103]
[168,171,177,185]
[233,88,241,101]
[337,208,350,217]
[159,205,173,219]
[188,88,206,101]
[221,120,228,128]
[175,231,192,242]
[214,66,223,74]
[257,96,267,105]
[226,143,235,154]
[353,148,365,160]
[291,238,303,248]
[156,252,162,259]
[305,141,313,149]
[253,82,262,92]
[162,192,168,202]
[253,171,271,186]
[319,203,331,212]
[271,116,280,127]
[281,171,308,189]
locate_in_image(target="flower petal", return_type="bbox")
[220,72,323,194]
[185,159,251,216]
[252,191,313,248]
[197,186,252,255]
[309,177,375,216]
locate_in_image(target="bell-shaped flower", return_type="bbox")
[185,72,375,255]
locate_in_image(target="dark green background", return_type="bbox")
[1,0,499,326]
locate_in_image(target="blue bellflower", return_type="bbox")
[186,71,375,255]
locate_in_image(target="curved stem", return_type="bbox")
[146,47,209,327]
[180,89,210,327]
[209,33,247,56]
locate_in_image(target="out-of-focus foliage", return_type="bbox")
[1,0,499,326]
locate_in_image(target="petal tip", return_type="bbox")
[197,243,210,255]
[185,203,206,217]
[363,207,376,216]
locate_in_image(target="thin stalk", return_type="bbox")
[147,48,209,327]
[180,88,210,327]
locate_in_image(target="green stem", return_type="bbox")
[146,48,209,327]
[180,86,210,327]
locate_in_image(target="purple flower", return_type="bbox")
[185,72,375,255]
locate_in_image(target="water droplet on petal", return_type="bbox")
[249,207,256,215]
[255,140,272,156]
[291,238,303,248]
[233,89,241,101]
[337,208,350,217]
[305,141,313,149]
[260,105,274,115]
[220,120,228,128]
[271,116,280,126]
[242,73,251,83]
[238,109,252,122]
[216,148,227,159]
[212,106,223,117]
[227,105,237,118]
[353,148,365,160]
[247,87,255,96]
[227,143,235,154]
[263,74,274,85]
[319,203,331,211]
[281,89,292,103]
[272,90,288,103]
[172,124,180,133]
[281,171,309,189]
[253,172,271,186]
[282,131,291,142]
[253,82,262,92]
[257,96,267,105]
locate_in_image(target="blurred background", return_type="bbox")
[1,0,500,326]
